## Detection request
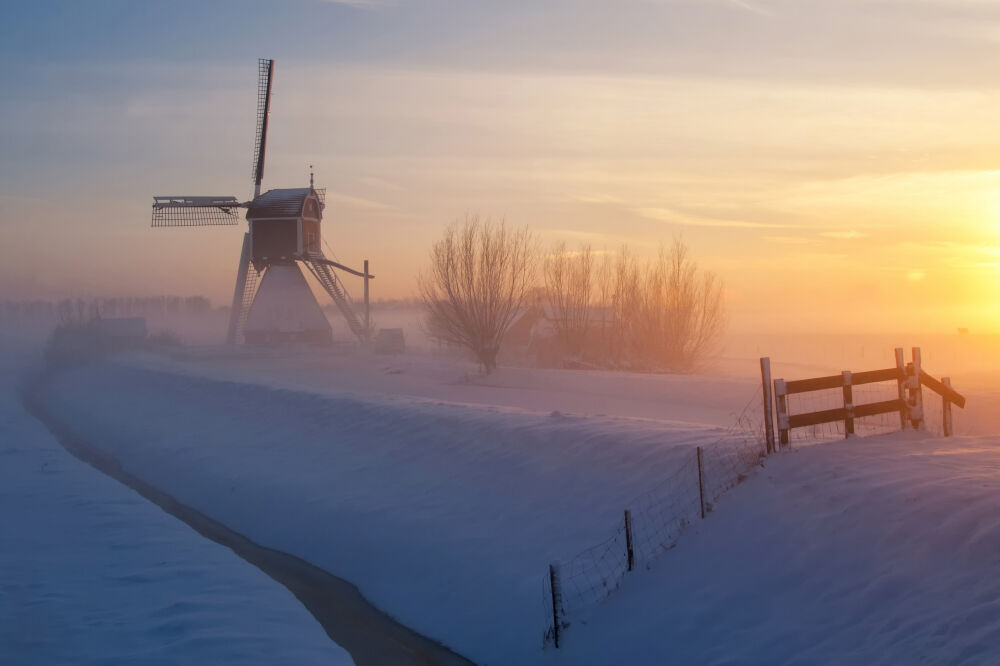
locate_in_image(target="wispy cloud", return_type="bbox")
[632,207,795,229]
[728,0,775,17]
[821,230,870,239]
[323,191,396,211]
[319,0,395,6]
[765,235,812,244]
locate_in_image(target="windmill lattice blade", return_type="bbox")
[251,58,274,196]
[151,196,245,227]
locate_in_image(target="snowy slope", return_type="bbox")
[556,431,1000,665]
[0,342,352,665]
[118,346,761,427]
[36,345,1000,665]
[42,358,747,664]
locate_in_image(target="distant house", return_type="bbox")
[374,328,405,354]
[505,304,616,366]
[504,305,547,348]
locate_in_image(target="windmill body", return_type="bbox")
[150,59,372,346]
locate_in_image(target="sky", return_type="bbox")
[2,0,1000,334]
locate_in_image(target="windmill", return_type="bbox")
[150,58,372,346]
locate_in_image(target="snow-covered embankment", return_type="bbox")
[1,342,352,665]
[41,358,731,665]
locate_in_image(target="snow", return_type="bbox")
[41,355,745,664]
[0,337,353,665]
[115,346,762,427]
[557,430,1000,664]
[19,332,1000,664]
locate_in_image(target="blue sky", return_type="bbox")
[3,1,1000,332]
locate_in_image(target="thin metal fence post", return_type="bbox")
[624,509,635,572]
[760,357,775,454]
[696,446,706,519]
[549,563,562,648]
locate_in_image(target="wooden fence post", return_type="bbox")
[942,377,954,437]
[760,357,775,454]
[549,563,562,648]
[696,447,706,519]
[624,509,635,572]
[894,347,907,429]
[910,347,924,430]
[842,370,854,438]
[774,379,789,448]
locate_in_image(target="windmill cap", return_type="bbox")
[246,188,314,219]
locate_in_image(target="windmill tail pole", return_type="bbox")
[253,58,275,199]
[364,259,371,341]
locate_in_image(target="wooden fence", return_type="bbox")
[760,347,965,449]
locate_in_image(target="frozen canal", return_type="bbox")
[0,341,352,665]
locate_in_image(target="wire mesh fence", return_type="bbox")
[542,385,768,646]
[786,380,903,443]
[541,352,964,648]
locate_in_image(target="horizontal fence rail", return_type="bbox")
[787,398,904,430]
[542,349,965,650]
[784,366,902,394]
[775,347,965,444]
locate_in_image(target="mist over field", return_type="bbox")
[6,1,1000,664]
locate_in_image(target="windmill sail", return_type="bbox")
[252,59,274,198]
[151,196,245,227]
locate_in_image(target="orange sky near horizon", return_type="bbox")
[3,2,1000,336]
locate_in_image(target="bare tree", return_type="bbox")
[419,216,536,374]
[611,246,640,364]
[592,240,725,371]
[632,238,726,371]
[544,242,594,356]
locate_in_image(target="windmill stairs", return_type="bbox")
[304,255,366,339]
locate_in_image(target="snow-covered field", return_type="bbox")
[41,357,741,664]
[10,313,1000,664]
[0,336,352,665]
[29,338,1000,665]
[557,429,1000,664]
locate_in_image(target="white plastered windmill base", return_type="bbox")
[244,265,331,341]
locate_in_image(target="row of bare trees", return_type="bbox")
[420,216,726,374]
[1,296,214,323]
[545,241,726,371]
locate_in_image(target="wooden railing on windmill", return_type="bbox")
[148,58,374,346]
[758,348,965,451]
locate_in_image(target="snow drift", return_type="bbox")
[36,349,1000,665]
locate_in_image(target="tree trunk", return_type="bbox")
[480,346,499,375]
